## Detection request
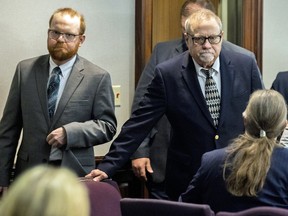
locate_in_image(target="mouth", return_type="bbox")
[53,46,66,51]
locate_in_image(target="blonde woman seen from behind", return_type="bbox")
[0,165,90,216]
[180,89,288,213]
[224,89,287,197]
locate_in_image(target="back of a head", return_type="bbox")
[180,0,216,35]
[180,0,216,18]
[245,89,287,139]
[0,165,90,216]
[224,89,287,197]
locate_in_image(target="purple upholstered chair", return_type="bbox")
[81,179,122,216]
[216,206,288,216]
[120,198,215,216]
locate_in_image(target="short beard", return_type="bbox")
[48,44,78,62]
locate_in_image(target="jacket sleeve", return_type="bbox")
[130,44,160,159]
[0,64,23,186]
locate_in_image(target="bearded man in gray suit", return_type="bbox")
[0,7,117,196]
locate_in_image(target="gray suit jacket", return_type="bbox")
[131,38,260,183]
[0,54,117,186]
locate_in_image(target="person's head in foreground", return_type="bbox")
[224,89,287,196]
[0,165,90,216]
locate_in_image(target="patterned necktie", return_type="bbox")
[47,66,62,119]
[202,69,221,127]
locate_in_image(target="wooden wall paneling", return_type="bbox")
[152,0,185,47]
[152,0,169,46]
[242,0,263,72]
[135,0,185,86]
[135,0,153,86]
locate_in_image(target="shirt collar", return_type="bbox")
[193,57,220,77]
[49,55,77,76]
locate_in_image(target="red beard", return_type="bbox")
[48,43,79,61]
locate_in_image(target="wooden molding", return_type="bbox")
[242,0,263,72]
[135,0,153,87]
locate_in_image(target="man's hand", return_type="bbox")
[132,158,153,181]
[0,186,8,197]
[85,169,108,182]
[46,127,67,148]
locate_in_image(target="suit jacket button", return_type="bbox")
[215,135,219,140]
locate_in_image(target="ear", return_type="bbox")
[242,111,247,126]
[220,30,224,42]
[184,32,189,45]
[78,34,86,47]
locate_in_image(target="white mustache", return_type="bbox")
[199,51,213,55]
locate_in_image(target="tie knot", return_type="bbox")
[202,68,211,78]
[52,67,62,76]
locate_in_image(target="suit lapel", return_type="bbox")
[52,56,84,125]
[35,55,50,124]
[181,51,235,129]
[218,51,234,129]
[180,52,214,126]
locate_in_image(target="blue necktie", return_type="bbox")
[47,67,61,119]
[202,69,221,127]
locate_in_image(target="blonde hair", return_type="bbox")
[223,89,287,196]
[0,165,90,216]
[184,8,222,35]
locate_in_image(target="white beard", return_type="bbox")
[199,52,214,64]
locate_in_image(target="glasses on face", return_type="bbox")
[187,33,222,45]
[48,29,82,42]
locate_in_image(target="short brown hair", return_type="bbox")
[49,8,86,35]
[180,0,216,18]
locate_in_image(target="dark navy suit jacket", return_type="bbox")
[130,39,186,183]
[98,49,263,200]
[271,71,288,104]
[131,39,259,184]
[180,147,288,213]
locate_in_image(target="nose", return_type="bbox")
[56,33,66,41]
[202,39,212,48]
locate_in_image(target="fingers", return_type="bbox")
[47,138,62,148]
[138,166,147,181]
[132,158,154,181]
[85,169,108,182]
[132,160,146,180]
[145,161,154,174]
[46,127,66,148]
